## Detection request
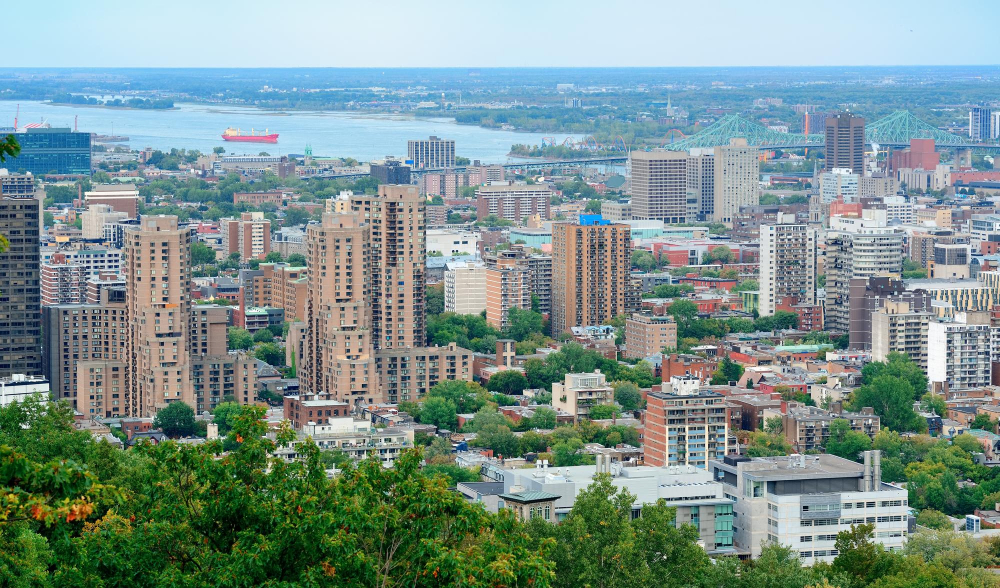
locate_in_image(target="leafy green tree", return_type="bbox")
[254,341,285,367]
[667,299,699,336]
[153,401,196,438]
[283,206,311,227]
[421,396,458,431]
[427,380,491,414]
[285,253,306,266]
[528,407,557,430]
[702,245,734,265]
[710,356,744,385]
[253,328,274,343]
[211,401,242,436]
[476,424,520,458]
[426,282,444,317]
[465,406,513,433]
[851,375,923,432]
[588,405,617,420]
[191,241,217,265]
[731,279,759,293]
[921,392,948,418]
[862,352,928,400]
[228,327,253,350]
[613,382,642,411]
[528,474,710,588]
[832,523,906,587]
[825,418,872,461]
[486,370,529,396]
[423,436,454,463]
[971,413,996,432]
[505,307,545,341]
[746,431,793,457]
[915,509,954,531]
[264,251,284,263]
[422,463,479,486]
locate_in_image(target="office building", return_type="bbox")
[890,139,939,173]
[712,138,759,224]
[370,159,412,184]
[0,170,34,196]
[122,216,194,416]
[824,210,904,333]
[6,128,91,176]
[710,452,908,563]
[444,261,487,315]
[551,215,635,334]
[630,150,689,223]
[300,214,380,406]
[687,149,715,221]
[476,461,736,553]
[970,107,993,142]
[820,168,860,203]
[601,199,632,222]
[221,212,271,260]
[759,220,817,316]
[624,313,677,359]
[84,185,141,217]
[825,113,865,173]
[0,193,41,377]
[645,385,728,469]
[931,244,970,279]
[407,136,455,169]
[551,371,615,422]
[351,186,426,349]
[871,300,932,371]
[475,184,552,222]
[927,312,994,392]
[0,374,50,407]
[40,247,122,279]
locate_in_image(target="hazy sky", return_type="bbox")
[9,0,999,68]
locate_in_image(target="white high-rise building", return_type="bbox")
[820,168,859,203]
[444,261,487,316]
[824,209,904,333]
[759,217,817,316]
[927,312,994,392]
[712,138,759,224]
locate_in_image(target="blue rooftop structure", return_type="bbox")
[579,214,612,226]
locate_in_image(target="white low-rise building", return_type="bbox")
[0,374,50,406]
[427,229,480,256]
[710,451,908,564]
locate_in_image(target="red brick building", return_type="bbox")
[283,393,350,430]
[234,191,284,207]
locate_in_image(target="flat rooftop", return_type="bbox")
[715,454,864,481]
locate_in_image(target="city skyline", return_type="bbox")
[7,0,1000,68]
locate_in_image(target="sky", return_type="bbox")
[8,0,1000,68]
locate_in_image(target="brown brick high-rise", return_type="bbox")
[301,214,380,405]
[123,216,193,416]
[825,112,865,173]
[551,218,634,335]
[351,186,426,349]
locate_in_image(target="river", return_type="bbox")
[0,101,564,164]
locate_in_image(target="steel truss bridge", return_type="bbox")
[662,110,1000,152]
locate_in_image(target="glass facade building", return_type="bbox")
[6,128,91,176]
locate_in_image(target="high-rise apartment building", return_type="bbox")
[872,299,932,371]
[444,261,487,315]
[0,193,41,377]
[825,113,865,173]
[81,204,129,240]
[970,107,993,142]
[820,168,859,202]
[245,262,308,322]
[407,136,455,169]
[350,186,426,349]
[221,212,271,260]
[824,210,903,333]
[624,313,677,359]
[485,262,530,331]
[41,261,86,306]
[645,384,729,469]
[686,150,715,221]
[300,214,379,406]
[928,312,994,393]
[122,216,194,416]
[629,150,689,223]
[712,138,759,224]
[759,219,817,316]
[551,215,635,335]
[370,159,412,184]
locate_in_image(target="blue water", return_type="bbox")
[0,100,560,163]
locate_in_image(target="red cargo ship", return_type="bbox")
[221,127,279,143]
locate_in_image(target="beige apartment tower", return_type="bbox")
[123,216,194,416]
[713,138,759,224]
[301,214,380,405]
[350,186,427,349]
[551,219,634,335]
[629,150,689,223]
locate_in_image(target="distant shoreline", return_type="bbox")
[47,101,178,112]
